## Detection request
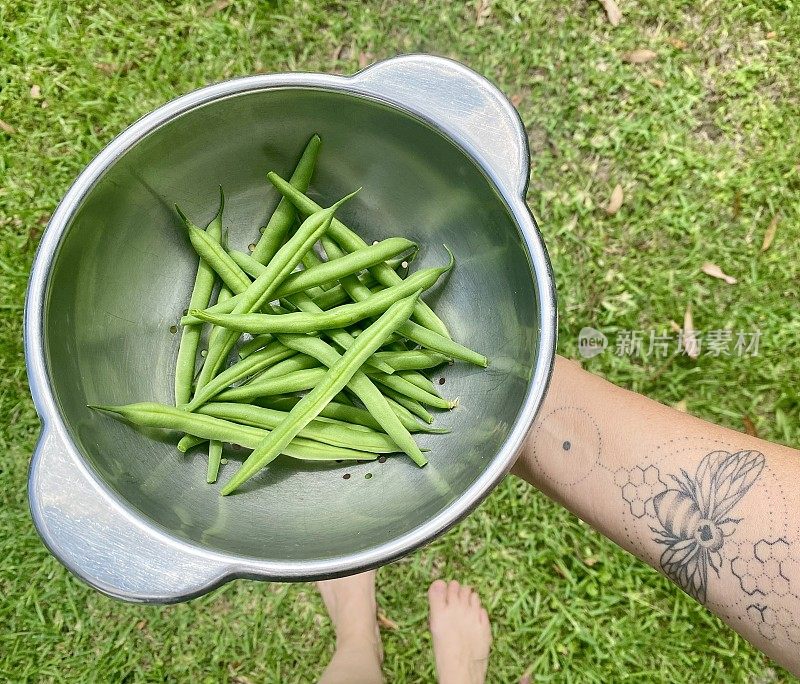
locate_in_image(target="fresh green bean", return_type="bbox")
[382,388,435,424]
[176,210,252,295]
[317,245,487,366]
[256,352,319,379]
[275,331,427,463]
[191,261,449,335]
[201,192,358,385]
[321,237,484,366]
[184,341,293,411]
[222,293,422,495]
[258,396,449,434]
[252,134,321,264]
[397,370,442,396]
[198,403,401,453]
[366,370,454,409]
[178,434,205,452]
[90,403,376,461]
[268,171,452,339]
[284,292,395,374]
[371,350,449,371]
[174,187,224,406]
[216,367,327,402]
[238,334,273,358]
[194,286,233,391]
[182,236,415,325]
[207,440,223,483]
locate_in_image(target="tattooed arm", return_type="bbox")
[513,356,800,675]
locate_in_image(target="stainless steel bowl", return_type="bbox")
[25,55,557,602]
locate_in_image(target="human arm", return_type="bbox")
[512,356,800,675]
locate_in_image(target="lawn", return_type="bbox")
[2,0,800,681]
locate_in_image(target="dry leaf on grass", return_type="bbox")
[761,214,779,252]
[597,0,622,26]
[622,49,657,64]
[683,305,700,359]
[701,262,737,284]
[766,31,777,39]
[742,415,759,437]
[30,84,42,98]
[475,0,491,27]
[673,399,688,413]
[510,93,523,107]
[135,619,147,630]
[605,184,624,214]
[667,37,687,49]
[732,189,742,219]
[204,0,232,16]
[377,611,398,630]
[649,78,665,88]
[0,119,15,134]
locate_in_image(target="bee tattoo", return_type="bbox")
[649,450,765,604]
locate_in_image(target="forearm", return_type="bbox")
[513,356,800,674]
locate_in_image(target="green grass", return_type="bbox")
[2,0,800,681]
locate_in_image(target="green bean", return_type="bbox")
[268,171,452,339]
[176,210,251,295]
[178,434,205,452]
[182,236,415,325]
[238,334,273,359]
[317,245,486,366]
[275,333,427,461]
[201,192,358,385]
[222,293,422,494]
[194,286,233,391]
[258,396,449,434]
[366,370,454,409]
[174,188,224,406]
[217,367,326,402]
[378,387,433,425]
[321,237,484,366]
[372,350,449,371]
[90,403,376,461]
[184,341,293,411]
[256,352,319,379]
[284,292,395,374]
[198,403,401,453]
[382,388,435,424]
[399,319,488,367]
[191,261,449,335]
[398,370,442,396]
[252,134,320,264]
[207,440,223,483]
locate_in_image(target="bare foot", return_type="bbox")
[428,580,491,684]
[316,571,382,670]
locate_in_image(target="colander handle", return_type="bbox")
[352,55,529,197]
[28,426,230,603]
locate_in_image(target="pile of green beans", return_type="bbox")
[89,134,488,495]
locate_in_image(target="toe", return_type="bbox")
[459,584,473,602]
[480,607,489,625]
[428,580,447,607]
[447,579,461,603]
[469,591,480,609]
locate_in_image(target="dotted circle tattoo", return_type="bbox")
[532,406,602,487]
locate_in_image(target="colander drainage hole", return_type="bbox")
[365,472,372,480]
[169,325,178,334]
